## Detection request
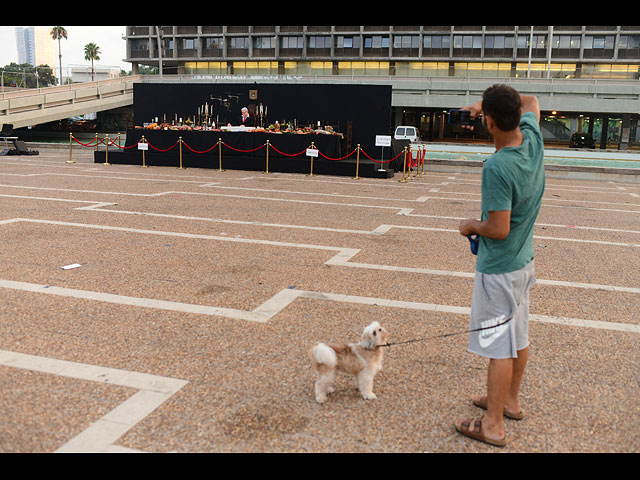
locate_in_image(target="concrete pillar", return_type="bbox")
[599,117,609,149]
[619,114,631,151]
[429,111,435,142]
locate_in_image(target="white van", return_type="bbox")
[394,126,421,142]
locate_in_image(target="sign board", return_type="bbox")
[306,148,318,157]
[375,135,392,147]
[138,142,148,151]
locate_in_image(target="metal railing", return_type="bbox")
[0,75,141,100]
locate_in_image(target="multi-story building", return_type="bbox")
[124,26,640,148]
[15,26,57,71]
[68,66,122,84]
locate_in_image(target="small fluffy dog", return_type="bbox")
[310,321,388,403]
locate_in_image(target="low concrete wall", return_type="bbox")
[423,159,640,184]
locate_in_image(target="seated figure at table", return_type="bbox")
[239,107,254,127]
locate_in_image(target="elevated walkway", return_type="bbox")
[0,75,139,129]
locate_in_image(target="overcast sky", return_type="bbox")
[0,25,128,70]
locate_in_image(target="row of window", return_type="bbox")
[130,26,640,36]
[182,60,640,80]
[130,34,640,57]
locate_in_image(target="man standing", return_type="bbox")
[455,84,544,447]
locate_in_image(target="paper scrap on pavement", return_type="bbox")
[61,264,82,270]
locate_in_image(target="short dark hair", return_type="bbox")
[482,84,522,132]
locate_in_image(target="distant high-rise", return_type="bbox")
[15,26,56,70]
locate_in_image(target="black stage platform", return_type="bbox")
[94,129,396,178]
[94,82,396,178]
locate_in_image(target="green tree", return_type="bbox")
[0,63,56,89]
[35,65,57,87]
[50,26,67,85]
[83,42,101,81]
[1,62,28,88]
[138,65,158,75]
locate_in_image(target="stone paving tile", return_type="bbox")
[0,149,638,452]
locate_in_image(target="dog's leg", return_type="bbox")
[357,370,376,400]
[314,368,336,403]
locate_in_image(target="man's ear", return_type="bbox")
[483,114,493,132]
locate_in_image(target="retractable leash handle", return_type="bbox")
[467,234,479,255]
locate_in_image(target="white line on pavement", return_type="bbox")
[0,349,187,453]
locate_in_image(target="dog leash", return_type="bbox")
[382,234,492,347]
[381,315,512,348]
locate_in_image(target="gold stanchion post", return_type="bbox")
[218,138,225,172]
[95,133,99,151]
[141,136,148,168]
[104,134,110,165]
[264,139,270,174]
[408,144,413,180]
[308,142,316,177]
[421,145,426,175]
[178,137,185,169]
[354,144,361,179]
[398,146,408,183]
[67,133,74,163]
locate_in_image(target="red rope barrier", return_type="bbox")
[360,148,403,164]
[268,143,308,157]
[71,137,98,148]
[222,142,266,153]
[147,140,180,152]
[318,148,358,161]
[182,140,218,154]
[73,132,413,171]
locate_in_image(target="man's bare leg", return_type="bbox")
[456,349,529,445]
[507,347,528,414]
[473,347,528,417]
[482,357,512,441]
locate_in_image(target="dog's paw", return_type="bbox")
[362,392,377,400]
[315,395,327,404]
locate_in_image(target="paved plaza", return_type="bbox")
[0,147,638,452]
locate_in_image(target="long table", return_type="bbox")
[125,128,342,160]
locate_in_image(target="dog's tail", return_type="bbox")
[312,343,337,368]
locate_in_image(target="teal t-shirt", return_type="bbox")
[476,111,545,274]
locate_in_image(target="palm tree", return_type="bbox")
[50,26,67,85]
[84,43,101,81]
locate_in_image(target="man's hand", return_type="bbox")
[459,218,478,237]
[459,211,511,240]
[461,100,483,131]
[465,100,483,121]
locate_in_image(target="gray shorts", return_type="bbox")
[468,260,536,359]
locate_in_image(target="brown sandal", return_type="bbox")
[472,396,524,421]
[455,417,507,447]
